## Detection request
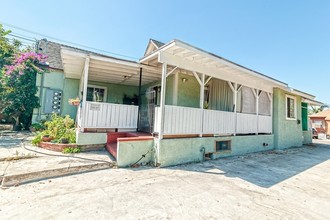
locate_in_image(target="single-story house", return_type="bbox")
[32,38,322,167]
[309,109,330,138]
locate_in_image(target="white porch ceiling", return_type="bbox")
[140,40,289,93]
[61,48,161,86]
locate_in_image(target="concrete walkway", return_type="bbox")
[0,131,115,187]
[0,139,329,219]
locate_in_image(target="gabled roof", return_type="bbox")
[309,109,330,120]
[144,39,165,56]
[150,39,165,48]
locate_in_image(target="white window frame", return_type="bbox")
[87,84,107,102]
[285,94,296,120]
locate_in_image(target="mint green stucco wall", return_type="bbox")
[117,140,154,167]
[32,71,140,123]
[302,130,312,144]
[87,81,139,104]
[157,135,274,167]
[32,71,65,123]
[62,78,80,119]
[141,73,200,108]
[273,88,303,149]
[177,73,200,108]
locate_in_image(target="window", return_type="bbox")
[215,140,231,152]
[286,95,296,120]
[87,85,107,102]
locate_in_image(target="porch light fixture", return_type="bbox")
[182,77,188,83]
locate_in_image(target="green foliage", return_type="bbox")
[0,24,20,70]
[31,114,76,145]
[0,24,46,128]
[62,147,81,154]
[31,132,43,145]
[1,69,40,126]
[30,123,45,131]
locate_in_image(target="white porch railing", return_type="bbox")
[258,115,272,133]
[154,105,272,136]
[203,109,235,134]
[82,101,138,129]
[154,105,203,135]
[236,113,258,134]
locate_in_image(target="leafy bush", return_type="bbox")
[31,114,76,145]
[30,123,45,131]
[31,133,42,145]
[62,147,81,154]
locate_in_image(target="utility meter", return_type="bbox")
[44,89,62,114]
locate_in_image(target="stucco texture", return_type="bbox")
[33,71,140,123]
[157,135,274,167]
[273,88,303,149]
[117,140,154,167]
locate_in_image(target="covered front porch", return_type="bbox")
[61,47,162,133]
[141,40,288,139]
[60,39,289,166]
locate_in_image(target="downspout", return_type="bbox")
[37,39,48,121]
[137,67,143,131]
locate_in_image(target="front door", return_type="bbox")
[138,86,160,133]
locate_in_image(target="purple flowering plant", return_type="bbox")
[1,51,49,128]
[4,51,48,76]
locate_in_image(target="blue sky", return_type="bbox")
[1,0,329,104]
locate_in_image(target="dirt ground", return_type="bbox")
[1,140,330,220]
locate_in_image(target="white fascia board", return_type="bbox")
[61,47,88,58]
[291,89,315,100]
[172,40,288,88]
[302,98,323,106]
[159,51,274,93]
[140,40,176,63]
[89,55,139,68]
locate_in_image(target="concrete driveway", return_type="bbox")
[1,140,330,219]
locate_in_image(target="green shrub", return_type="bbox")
[31,132,42,145]
[62,147,81,154]
[30,123,45,131]
[31,114,76,145]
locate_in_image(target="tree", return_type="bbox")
[309,104,329,115]
[0,24,48,129]
[0,24,21,123]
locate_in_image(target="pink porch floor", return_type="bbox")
[105,132,153,159]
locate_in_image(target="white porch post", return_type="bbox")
[233,83,237,136]
[80,56,90,132]
[173,72,178,105]
[159,63,167,139]
[228,82,237,136]
[192,72,205,137]
[200,73,205,109]
[253,89,260,135]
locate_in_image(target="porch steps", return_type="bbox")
[105,132,153,159]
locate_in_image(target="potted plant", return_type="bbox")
[41,131,54,142]
[41,134,54,142]
[68,97,80,106]
[60,137,69,144]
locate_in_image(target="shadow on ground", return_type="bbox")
[166,142,330,188]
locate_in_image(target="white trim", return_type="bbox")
[173,40,288,88]
[173,72,178,105]
[87,84,108,102]
[159,63,167,139]
[285,94,297,120]
[81,56,90,132]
